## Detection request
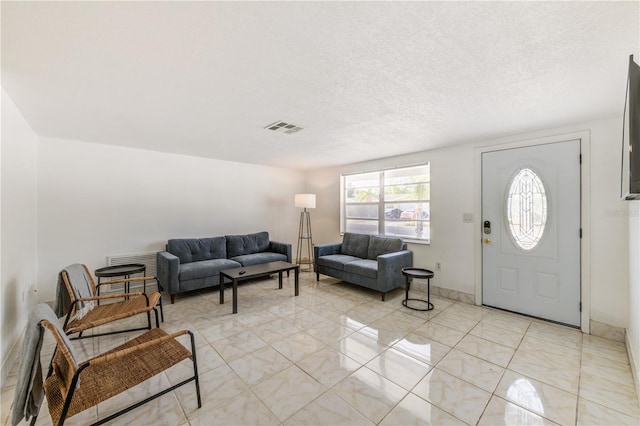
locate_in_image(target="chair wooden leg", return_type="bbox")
[170,294,176,304]
[381,292,386,302]
[316,273,320,281]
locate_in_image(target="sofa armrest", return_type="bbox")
[313,243,342,270]
[377,250,413,290]
[268,240,292,263]
[157,251,180,296]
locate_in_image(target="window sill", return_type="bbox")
[404,239,430,245]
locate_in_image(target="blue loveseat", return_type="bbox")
[157,231,291,303]
[314,232,413,301]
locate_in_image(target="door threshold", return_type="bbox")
[482,304,581,330]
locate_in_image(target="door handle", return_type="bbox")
[484,238,492,245]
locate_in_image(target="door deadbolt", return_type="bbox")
[483,220,492,235]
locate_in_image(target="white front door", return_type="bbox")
[482,140,581,326]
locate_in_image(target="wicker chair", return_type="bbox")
[39,318,201,426]
[58,264,162,338]
[95,272,165,322]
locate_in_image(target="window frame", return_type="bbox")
[340,163,431,244]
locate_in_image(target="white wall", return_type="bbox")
[628,200,640,399]
[36,137,305,303]
[588,119,631,328]
[306,116,630,329]
[1,89,39,380]
[307,142,477,294]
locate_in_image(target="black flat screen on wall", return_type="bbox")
[622,54,640,200]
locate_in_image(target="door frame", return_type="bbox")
[473,131,591,333]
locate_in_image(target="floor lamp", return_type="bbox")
[295,194,315,271]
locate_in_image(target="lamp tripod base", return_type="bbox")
[296,209,313,271]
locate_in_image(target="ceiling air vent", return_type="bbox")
[264,120,303,134]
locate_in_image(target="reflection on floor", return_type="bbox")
[2,271,639,425]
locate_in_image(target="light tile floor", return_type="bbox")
[3,271,640,425]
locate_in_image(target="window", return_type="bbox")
[506,167,548,251]
[341,163,430,243]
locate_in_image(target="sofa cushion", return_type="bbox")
[367,236,404,260]
[179,258,240,281]
[340,233,369,259]
[317,254,362,271]
[231,252,287,267]
[344,259,378,279]
[226,232,270,258]
[168,237,227,264]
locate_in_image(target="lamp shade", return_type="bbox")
[295,193,316,209]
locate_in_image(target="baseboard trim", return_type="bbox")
[589,319,626,343]
[625,331,640,408]
[430,285,474,304]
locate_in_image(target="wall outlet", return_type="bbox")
[463,213,473,223]
[435,262,442,271]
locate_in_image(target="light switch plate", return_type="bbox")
[463,213,473,223]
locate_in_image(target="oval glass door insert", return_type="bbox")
[506,168,548,250]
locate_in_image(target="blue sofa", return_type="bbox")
[314,232,413,301]
[157,231,291,303]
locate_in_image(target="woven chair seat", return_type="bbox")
[44,328,192,425]
[65,292,161,334]
[58,264,164,339]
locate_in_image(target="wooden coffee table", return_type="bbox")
[219,261,299,314]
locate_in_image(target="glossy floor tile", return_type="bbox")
[495,370,577,425]
[478,396,559,426]
[331,367,407,423]
[365,347,432,391]
[380,392,465,425]
[413,367,492,425]
[3,271,639,425]
[436,349,505,393]
[297,346,361,388]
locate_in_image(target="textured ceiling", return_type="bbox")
[2,1,638,170]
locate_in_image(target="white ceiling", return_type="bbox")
[2,1,638,170]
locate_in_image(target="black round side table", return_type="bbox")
[402,267,434,311]
[95,263,146,296]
